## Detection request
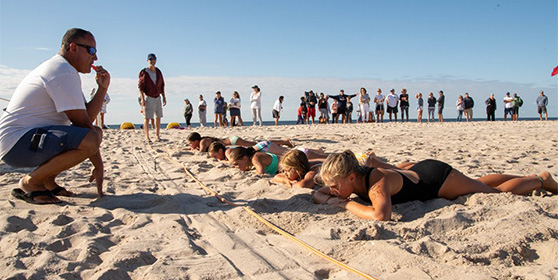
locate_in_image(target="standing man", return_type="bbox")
[0,28,110,203]
[537,91,548,121]
[138,53,166,142]
[512,93,523,121]
[485,93,497,121]
[273,96,284,126]
[437,90,445,122]
[386,89,399,122]
[463,92,474,122]
[306,91,317,124]
[399,88,409,122]
[503,92,514,121]
[198,95,207,127]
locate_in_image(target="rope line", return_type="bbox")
[143,141,378,280]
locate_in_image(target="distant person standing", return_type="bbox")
[213,91,225,127]
[537,90,548,121]
[229,91,243,126]
[183,98,193,129]
[437,90,445,122]
[463,92,474,122]
[318,92,329,123]
[386,89,399,122]
[416,93,424,123]
[485,93,497,121]
[250,85,262,126]
[503,92,514,121]
[427,92,436,122]
[374,89,385,122]
[306,91,317,124]
[456,95,464,122]
[346,97,354,123]
[331,99,338,123]
[90,90,110,128]
[273,96,284,126]
[138,53,166,142]
[399,88,409,122]
[358,87,371,123]
[198,94,207,127]
[512,93,523,121]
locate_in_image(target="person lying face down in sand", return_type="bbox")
[228,146,281,175]
[272,150,410,189]
[208,139,327,162]
[313,151,558,221]
[186,132,293,153]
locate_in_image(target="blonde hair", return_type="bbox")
[319,150,366,182]
[279,149,310,180]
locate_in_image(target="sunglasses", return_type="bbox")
[148,58,157,61]
[75,43,97,56]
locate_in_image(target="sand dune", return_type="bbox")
[1,121,557,279]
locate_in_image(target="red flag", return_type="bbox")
[552,65,558,77]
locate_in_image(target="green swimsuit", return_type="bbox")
[264,152,279,175]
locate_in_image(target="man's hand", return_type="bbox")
[163,96,167,106]
[94,66,110,90]
[89,167,104,197]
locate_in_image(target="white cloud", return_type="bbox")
[1,65,555,126]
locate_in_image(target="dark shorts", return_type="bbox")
[375,104,384,112]
[513,107,519,114]
[337,107,346,115]
[272,109,280,118]
[387,106,398,113]
[438,107,444,114]
[230,108,240,116]
[504,108,514,116]
[538,106,547,114]
[2,126,90,168]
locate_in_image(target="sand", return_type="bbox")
[1,120,557,279]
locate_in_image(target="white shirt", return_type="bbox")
[198,99,207,112]
[273,99,282,112]
[374,94,384,104]
[386,93,399,107]
[503,96,514,109]
[229,97,241,109]
[250,91,261,109]
[0,55,86,159]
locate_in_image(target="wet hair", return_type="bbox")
[319,150,366,183]
[187,132,202,142]
[61,28,93,52]
[229,146,257,161]
[279,149,310,180]
[208,142,226,154]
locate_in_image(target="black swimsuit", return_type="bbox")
[360,159,453,204]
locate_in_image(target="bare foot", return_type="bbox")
[19,177,61,203]
[539,172,558,194]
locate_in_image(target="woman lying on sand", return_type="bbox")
[228,146,281,175]
[186,132,293,152]
[272,150,407,188]
[313,151,558,221]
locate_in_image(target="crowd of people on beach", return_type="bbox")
[0,28,556,222]
[179,87,550,129]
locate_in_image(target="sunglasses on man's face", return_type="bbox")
[75,43,97,56]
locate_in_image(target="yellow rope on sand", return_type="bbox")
[145,142,379,280]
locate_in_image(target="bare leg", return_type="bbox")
[477,174,522,188]
[143,118,150,141]
[438,169,499,200]
[270,138,294,148]
[155,117,161,141]
[539,171,558,194]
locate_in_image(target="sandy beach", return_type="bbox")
[1,120,557,279]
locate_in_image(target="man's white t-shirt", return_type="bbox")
[503,96,514,109]
[0,54,86,159]
[386,93,399,107]
[273,99,282,112]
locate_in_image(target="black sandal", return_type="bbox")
[11,188,61,204]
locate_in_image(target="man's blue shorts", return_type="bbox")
[2,126,90,168]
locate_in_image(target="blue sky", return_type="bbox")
[1,0,557,124]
